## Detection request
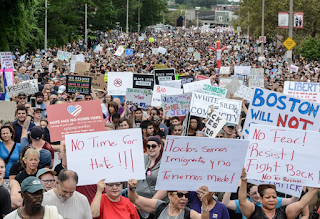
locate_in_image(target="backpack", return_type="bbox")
[154,202,190,219]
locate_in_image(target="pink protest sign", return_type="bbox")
[47,100,105,141]
[0,68,14,86]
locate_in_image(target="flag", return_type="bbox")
[0,68,10,101]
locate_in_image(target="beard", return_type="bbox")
[37,100,43,104]
[31,205,43,212]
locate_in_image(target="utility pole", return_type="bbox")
[138,0,141,34]
[45,0,47,50]
[247,11,249,43]
[197,12,200,27]
[261,0,265,56]
[126,0,129,32]
[288,0,293,65]
[85,3,87,47]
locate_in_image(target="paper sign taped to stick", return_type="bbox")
[242,88,320,139]
[108,72,133,95]
[66,75,91,95]
[162,94,191,117]
[190,92,221,118]
[47,100,105,142]
[159,80,181,89]
[155,136,249,192]
[245,124,320,187]
[0,101,16,121]
[234,85,254,101]
[183,79,211,93]
[283,81,320,103]
[133,74,154,90]
[202,84,227,98]
[65,129,145,186]
[205,111,227,138]
[151,85,183,106]
[125,88,152,109]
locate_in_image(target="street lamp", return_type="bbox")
[197,12,200,27]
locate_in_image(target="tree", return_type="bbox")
[299,36,320,60]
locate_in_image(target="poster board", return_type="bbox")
[183,79,211,93]
[6,82,32,97]
[234,85,254,101]
[77,72,105,90]
[220,67,230,75]
[202,84,227,98]
[66,75,92,95]
[107,72,133,95]
[283,81,320,103]
[249,68,264,88]
[74,62,90,74]
[0,101,16,121]
[133,74,154,90]
[0,52,14,69]
[162,94,191,117]
[125,88,152,109]
[190,92,221,118]
[151,85,183,106]
[205,110,227,138]
[159,80,181,89]
[154,69,175,85]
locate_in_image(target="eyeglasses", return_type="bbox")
[147,144,158,149]
[172,192,189,198]
[106,183,122,187]
[42,179,55,184]
[216,135,224,138]
[19,97,26,100]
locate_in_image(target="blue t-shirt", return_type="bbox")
[0,142,21,178]
[234,197,283,219]
[189,191,230,219]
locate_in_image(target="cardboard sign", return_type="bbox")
[133,74,154,90]
[234,66,251,76]
[154,69,175,85]
[183,79,211,93]
[216,98,242,124]
[6,82,32,97]
[65,129,145,186]
[108,72,133,95]
[0,101,16,121]
[71,54,85,62]
[205,111,227,138]
[190,92,221,118]
[234,85,254,101]
[66,75,91,95]
[249,68,264,88]
[47,100,105,142]
[0,52,14,69]
[159,80,181,89]
[220,67,230,75]
[283,81,320,103]
[202,84,227,98]
[151,85,183,107]
[155,136,249,192]
[162,94,191,117]
[77,72,105,90]
[245,124,320,187]
[125,88,152,109]
[0,68,14,86]
[74,62,90,74]
[242,88,320,139]
[179,75,194,86]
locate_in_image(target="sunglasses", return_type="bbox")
[216,135,224,138]
[85,98,92,100]
[153,119,160,121]
[19,97,26,100]
[173,192,190,198]
[146,144,158,149]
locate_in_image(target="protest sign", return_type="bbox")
[205,110,227,138]
[216,98,242,124]
[94,45,103,53]
[245,124,320,187]
[187,47,194,53]
[149,37,155,43]
[0,74,4,93]
[0,52,14,69]
[159,80,181,89]
[152,48,158,55]
[20,79,38,95]
[158,47,167,54]
[179,75,194,87]
[183,79,211,93]
[248,179,302,197]
[154,69,175,85]
[65,129,145,186]
[108,72,133,95]
[162,94,191,117]
[234,66,251,76]
[133,73,154,89]
[224,78,241,94]
[151,85,183,106]
[20,54,26,62]
[190,92,221,118]
[194,52,201,61]
[115,47,124,56]
[57,51,65,60]
[125,88,152,109]
[125,49,133,56]
[77,72,105,90]
[74,62,90,74]
[47,100,105,142]
[242,88,320,139]
[66,75,91,95]
[0,68,14,86]
[138,36,144,41]
[71,54,85,62]
[219,78,243,88]
[283,81,320,103]
[33,58,42,72]
[48,63,53,73]
[202,84,227,98]
[0,101,16,121]
[154,64,168,69]
[249,68,264,88]
[220,67,230,75]
[196,75,209,81]
[155,136,249,192]
[290,65,299,73]
[234,85,254,101]
[6,82,32,97]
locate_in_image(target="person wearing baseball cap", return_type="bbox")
[17,92,27,105]
[36,168,56,191]
[223,123,237,139]
[4,176,63,219]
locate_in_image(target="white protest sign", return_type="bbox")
[242,88,320,139]
[187,47,194,53]
[65,129,145,186]
[216,98,242,124]
[202,84,227,98]
[290,65,299,73]
[107,72,133,95]
[152,48,158,55]
[183,79,211,93]
[159,80,181,89]
[245,124,320,187]
[20,54,26,62]
[71,54,85,62]
[224,78,241,95]
[57,51,65,60]
[33,58,42,72]
[190,92,221,118]
[234,85,254,101]
[155,136,249,192]
[20,79,39,95]
[115,47,124,56]
[283,81,320,103]
[125,88,152,109]
[158,47,167,54]
[48,63,53,73]
[220,67,230,75]
[6,82,32,97]
[70,60,76,72]
[194,52,201,61]
[162,94,191,117]
[0,52,14,69]
[249,68,264,88]
[219,78,243,88]
[205,110,227,138]
[138,36,145,41]
[0,68,14,86]
[94,45,103,53]
[151,85,183,106]
[234,66,251,76]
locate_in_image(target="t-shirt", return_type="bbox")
[53,163,65,176]
[189,192,229,219]
[155,200,187,219]
[0,142,21,178]
[98,195,139,219]
[4,206,63,219]
[15,170,38,184]
[248,205,287,219]
[0,185,11,219]
[9,162,24,177]
[234,197,283,219]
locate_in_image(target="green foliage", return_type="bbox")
[299,36,320,60]
[165,4,188,26]
[174,0,231,9]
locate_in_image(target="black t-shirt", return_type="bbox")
[54,163,65,176]
[249,205,287,219]
[9,161,24,176]
[15,170,38,184]
[153,129,165,138]
[0,185,12,218]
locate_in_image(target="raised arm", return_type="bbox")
[238,168,255,219]
[190,185,210,219]
[222,192,237,211]
[281,195,299,206]
[91,179,106,218]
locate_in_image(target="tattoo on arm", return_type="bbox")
[22,118,31,130]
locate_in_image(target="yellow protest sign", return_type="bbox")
[149,38,155,43]
[283,37,296,50]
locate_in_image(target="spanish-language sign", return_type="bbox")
[183,79,211,93]
[151,85,183,107]
[108,72,133,95]
[234,85,253,101]
[0,52,14,69]
[234,66,251,76]
[159,80,181,89]
[133,73,154,90]
[47,100,105,142]
[245,124,320,187]
[74,62,90,74]
[242,88,320,139]
[154,69,175,85]
[78,72,105,90]
[190,92,221,118]
[125,88,152,109]
[179,75,194,86]
[162,94,191,117]
[66,75,91,95]
[248,179,302,197]
[283,81,320,103]
[202,84,227,98]
[6,82,32,97]
[0,68,14,86]
[205,110,227,138]
[249,68,264,88]
[155,136,249,192]
[220,67,230,75]
[216,98,242,124]
[0,101,16,121]
[65,129,145,186]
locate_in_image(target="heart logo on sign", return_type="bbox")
[67,105,82,117]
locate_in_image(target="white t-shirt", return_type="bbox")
[4,206,63,219]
